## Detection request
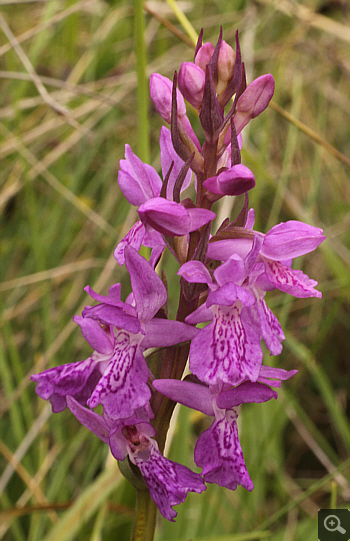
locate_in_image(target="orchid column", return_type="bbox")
[31,27,325,541]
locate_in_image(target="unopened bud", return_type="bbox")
[195,42,214,72]
[217,40,236,94]
[178,62,206,110]
[150,73,186,123]
[234,74,275,134]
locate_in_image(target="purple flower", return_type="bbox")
[178,62,205,111]
[67,396,206,521]
[31,355,102,413]
[138,198,215,237]
[203,164,255,196]
[114,127,192,264]
[179,238,265,387]
[207,220,325,298]
[149,74,200,151]
[234,74,275,135]
[32,247,198,420]
[153,368,296,492]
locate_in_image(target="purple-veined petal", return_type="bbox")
[189,305,263,386]
[152,379,214,416]
[203,165,255,196]
[114,221,146,265]
[66,396,111,444]
[118,145,162,206]
[261,221,325,260]
[31,357,102,412]
[263,259,322,298]
[194,410,254,491]
[133,441,206,522]
[178,260,212,284]
[141,319,198,348]
[82,304,141,334]
[74,316,114,355]
[242,298,285,356]
[88,331,150,420]
[160,126,192,199]
[216,381,277,409]
[125,246,167,321]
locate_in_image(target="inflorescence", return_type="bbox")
[32,28,325,522]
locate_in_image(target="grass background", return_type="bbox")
[0,0,349,539]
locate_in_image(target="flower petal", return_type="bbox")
[189,305,263,386]
[152,379,214,416]
[88,331,150,420]
[133,441,206,521]
[258,366,298,388]
[66,396,111,445]
[114,221,146,265]
[74,315,114,354]
[261,221,325,260]
[216,381,277,409]
[263,259,322,298]
[234,74,274,135]
[125,246,167,321]
[31,357,101,412]
[118,145,162,206]
[82,304,141,334]
[160,127,192,199]
[178,261,212,284]
[242,298,285,356]
[194,410,254,491]
[141,319,198,348]
[203,165,255,196]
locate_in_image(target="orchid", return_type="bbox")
[31,26,325,536]
[67,397,206,521]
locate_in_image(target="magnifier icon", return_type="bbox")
[324,514,346,534]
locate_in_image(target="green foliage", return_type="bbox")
[0,0,349,540]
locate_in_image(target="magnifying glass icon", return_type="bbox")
[324,514,346,534]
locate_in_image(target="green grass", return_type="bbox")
[0,0,349,540]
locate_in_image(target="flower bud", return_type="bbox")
[203,164,255,196]
[150,73,186,123]
[195,42,214,71]
[234,74,275,135]
[138,198,215,237]
[217,40,236,94]
[178,62,206,110]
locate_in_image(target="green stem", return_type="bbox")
[134,0,150,163]
[131,489,158,541]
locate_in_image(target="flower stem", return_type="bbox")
[131,489,157,541]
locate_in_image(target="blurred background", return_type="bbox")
[0,0,349,540]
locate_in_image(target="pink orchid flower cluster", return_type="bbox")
[32,28,325,522]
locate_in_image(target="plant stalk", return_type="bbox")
[131,489,158,541]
